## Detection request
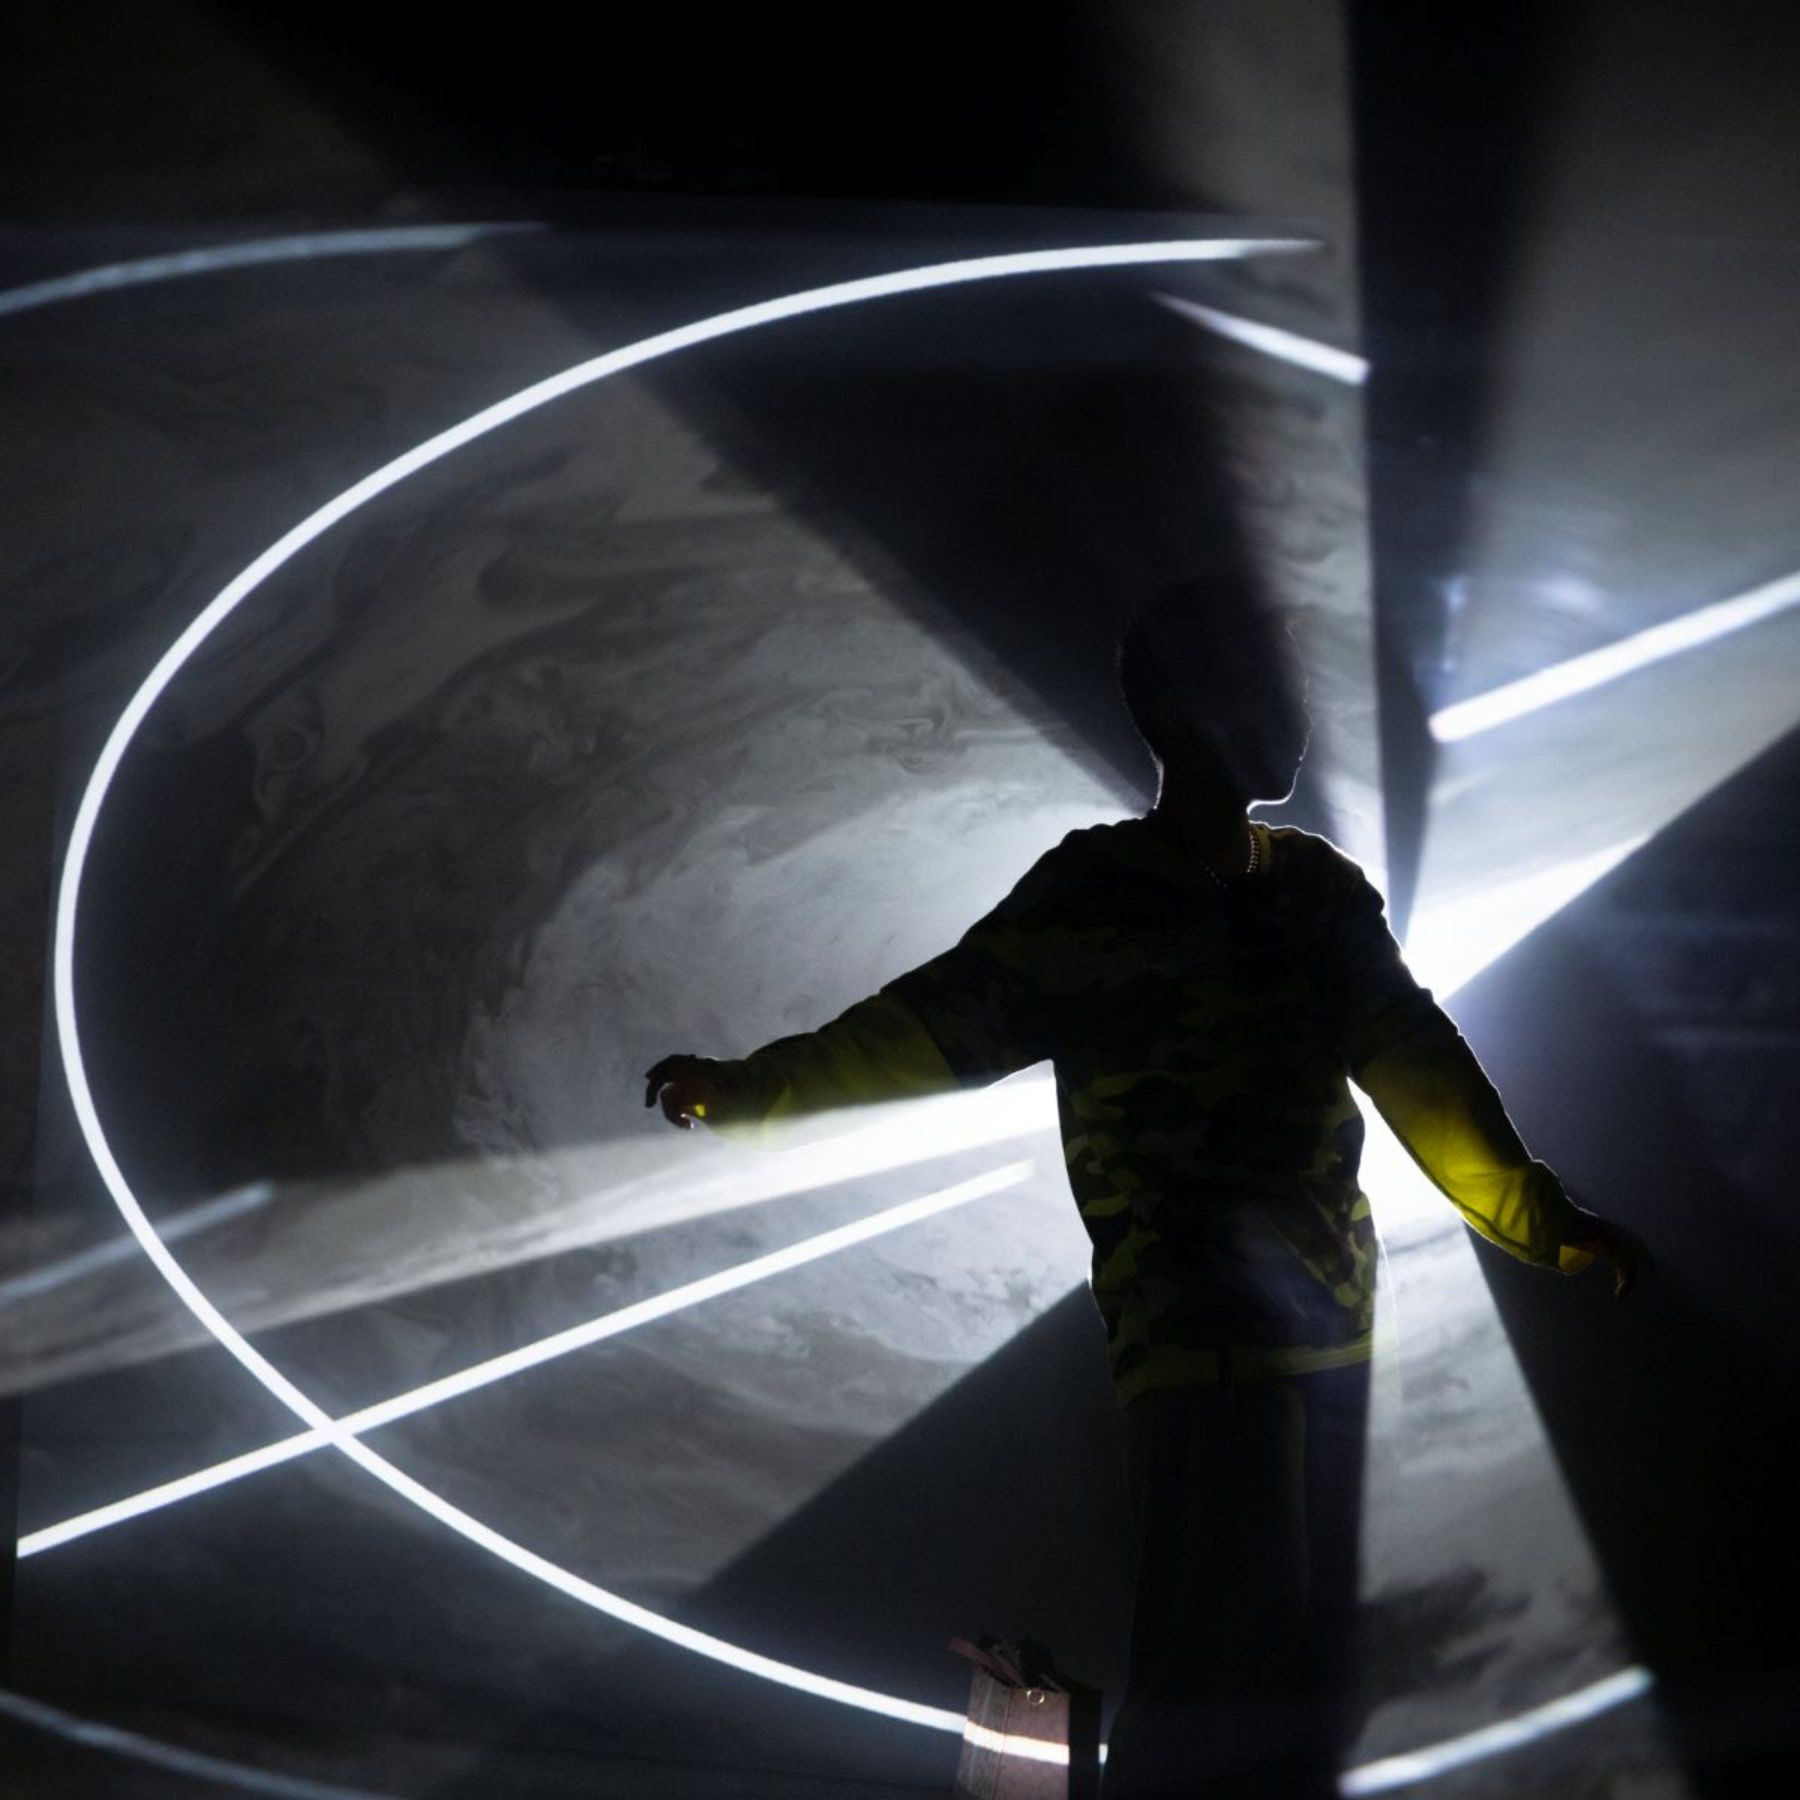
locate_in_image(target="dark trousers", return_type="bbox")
[1099,1358,1372,1800]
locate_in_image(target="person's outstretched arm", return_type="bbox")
[1330,856,1653,1297]
[644,842,1065,1147]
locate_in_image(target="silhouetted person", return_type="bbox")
[644,582,1650,1798]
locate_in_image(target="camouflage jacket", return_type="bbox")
[702,818,1598,1405]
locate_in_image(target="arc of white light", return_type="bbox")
[0,1658,1656,1794]
[42,231,1661,1780]
[40,222,1662,1776]
[48,235,1315,1737]
[0,224,547,319]
[1154,290,1368,384]
[1340,1665,1655,1794]
[19,1161,1034,1558]
[1429,568,1800,742]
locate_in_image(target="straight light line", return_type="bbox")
[0,224,547,318]
[1429,569,1800,742]
[19,1434,328,1558]
[1154,290,1368,384]
[0,1182,272,1310]
[19,1161,1034,1558]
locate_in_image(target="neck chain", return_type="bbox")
[1190,820,1259,889]
[1142,812,1261,888]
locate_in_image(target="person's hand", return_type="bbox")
[643,1054,726,1130]
[1564,1211,1656,1300]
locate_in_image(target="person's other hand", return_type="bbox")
[1565,1212,1656,1300]
[643,1054,725,1130]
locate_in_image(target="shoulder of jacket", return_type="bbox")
[996,822,1122,913]
[978,826,1087,915]
[1269,824,1362,876]
[1029,819,1128,867]
[1266,827,1388,919]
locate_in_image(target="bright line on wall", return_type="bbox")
[0,1181,271,1309]
[0,224,546,319]
[1399,834,1650,1013]
[1340,1666,1655,1794]
[19,1162,1033,1558]
[1428,568,1800,742]
[962,1718,1071,1766]
[1154,290,1368,384]
[964,1661,1658,1789]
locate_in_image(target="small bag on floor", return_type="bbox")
[948,1634,1100,1800]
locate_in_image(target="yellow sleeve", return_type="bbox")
[701,990,963,1148]
[701,841,1066,1150]
[1354,1021,1598,1274]
[1329,852,1597,1274]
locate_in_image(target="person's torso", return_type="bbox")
[1029,819,1379,1364]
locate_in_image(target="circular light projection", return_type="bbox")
[51,236,1312,1736]
[50,234,1653,1785]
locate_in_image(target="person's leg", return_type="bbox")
[1100,1360,1373,1800]
[1101,1375,1310,1798]
[1292,1357,1374,1786]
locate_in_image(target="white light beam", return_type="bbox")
[1429,569,1800,743]
[1154,290,1368,383]
[19,1162,1034,1558]
[0,1181,272,1310]
[1340,1665,1656,1794]
[0,224,546,319]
